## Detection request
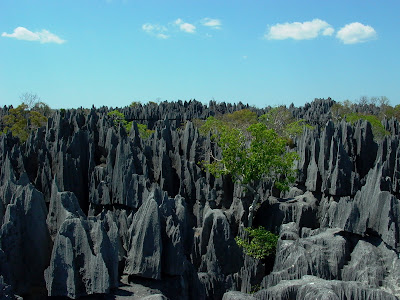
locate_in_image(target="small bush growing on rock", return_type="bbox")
[108,110,129,129]
[235,227,279,260]
[130,101,141,107]
[137,123,154,139]
[345,112,389,141]
[107,110,153,139]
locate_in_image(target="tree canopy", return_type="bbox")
[202,116,297,190]
[200,112,299,227]
[2,103,48,142]
[259,106,313,140]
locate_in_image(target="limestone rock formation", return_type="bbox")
[124,193,163,279]
[45,215,119,298]
[1,99,400,299]
[256,275,398,300]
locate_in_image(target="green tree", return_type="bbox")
[331,100,353,121]
[108,110,130,131]
[259,106,313,141]
[220,108,258,131]
[235,227,279,260]
[384,104,400,121]
[2,103,47,142]
[201,116,298,227]
[259,106,293,136]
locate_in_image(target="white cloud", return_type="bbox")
[142,23,155,32]
[2,27,65,44]
[142,23,169,39]
[336,22,377,44]
[265,19,334,40]
[156,33,169,39]
[174,18,196,33]
[201,18,221,29]
[323,27,334,36]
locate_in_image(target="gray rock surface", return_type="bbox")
[222,291,257,300]
[2,99,400,299]
[256,275,398,300]
[262,223,349,288]
[254,192,318,233]
[124,194,163,279]
[0,172,51,295]
[160,194,191,276]
[319,162,400,251]
[45,215,119,298]
[199,209,243,275]
[342,240,385,287]
[0,276,21,300]
[47,177,85,239]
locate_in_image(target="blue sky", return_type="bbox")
[1,0,399,109]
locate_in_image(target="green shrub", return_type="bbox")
[345,113,389,141]
[107,110,153,139]
[137,123,154,139]
[285,119,314,139]
[331,101,353,121]
[107,110,131,132]
[130,101,141,107]
[235,227,279,260]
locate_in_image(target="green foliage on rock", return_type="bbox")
[201,116,298,190]
[344,113,389,141]
[331,100,353,121]
[259,106,313,140]
[137,123,154,139]
[284,119,314,139]
[200,111,299,227]
[32,101,52,117]
[382,104,400,120]
[2,103,47,142]
[220,108,258,130]
[130,101,141,107]
[108,110,128,129]
[259,106,293,135]
[107,110,154,139]
[235,227,279,260]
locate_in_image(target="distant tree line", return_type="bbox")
[1,93,51,142]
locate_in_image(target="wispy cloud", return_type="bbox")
[2,27,66,44]
[174,18,196,33]
[142,17,220,38]
[336,22,377,44]
[201,18,222,29]
[265,19,334,40]
[142,23,169,39]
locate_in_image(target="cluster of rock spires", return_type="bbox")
[0,98,400,299]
